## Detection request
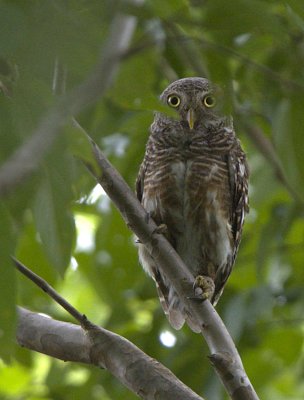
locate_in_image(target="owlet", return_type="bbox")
[136,77,249,332]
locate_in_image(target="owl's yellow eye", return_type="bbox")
[167,95,181,108]
[203,95,216,108]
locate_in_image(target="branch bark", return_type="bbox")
[17,307,203,400]
[0,4,140,197]
[83,137,260,400]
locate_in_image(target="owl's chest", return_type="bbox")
[169,158,215,210]
[143,135,230,217]
[149,154,225,216]
[164,148,227,202]
[170,159,188,192]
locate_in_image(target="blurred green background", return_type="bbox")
[0,0,304,399]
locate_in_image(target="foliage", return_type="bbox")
[0,0,304,399]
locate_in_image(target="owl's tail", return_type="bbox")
[154,270,202,333]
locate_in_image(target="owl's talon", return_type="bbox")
[191,275,215,302]
[153,223,168,235]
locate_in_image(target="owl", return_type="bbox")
[136,77,249,332]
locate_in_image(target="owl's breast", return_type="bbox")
[171,156,233,274]
[142,147,233,273]
[143,144,231,220]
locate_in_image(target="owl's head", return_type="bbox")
[160,77,220,130]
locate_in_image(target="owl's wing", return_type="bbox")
[135,157,146,202]
[213,144,249,305]
[136,159,186,330]
[228,145,249,259]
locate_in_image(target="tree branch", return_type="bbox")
[14,256,203,399]
[82,135,260,400]
[17,307,203,400]
[0,4,140,197]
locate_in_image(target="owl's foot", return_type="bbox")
[136,223,167,243]
[153,223,168,235]
[145,212,168,235]
[192,275,215,302]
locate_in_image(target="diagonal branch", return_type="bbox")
[17,306,204,400]
[83,135,260,400]
[0,6,139,197]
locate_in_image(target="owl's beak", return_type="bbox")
[186,108,195,130]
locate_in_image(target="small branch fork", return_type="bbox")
[14,258,203,400]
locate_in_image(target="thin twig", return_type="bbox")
[13,256,204,399]
[13,257,88,327]
[13,257,204,398]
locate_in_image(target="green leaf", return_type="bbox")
[32,140,76,276]
[0,204,17,362]
[16,221,58,292]
[263,327,303,365]
[77,204,138,330]
[286,4,304,32]
[273,98,304,201]
[0,361,32,396]
[148,0,189,19]
[203,0,281,40]
[33,174,75,276]
[0,3,27,57]
[109,50,160,111]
